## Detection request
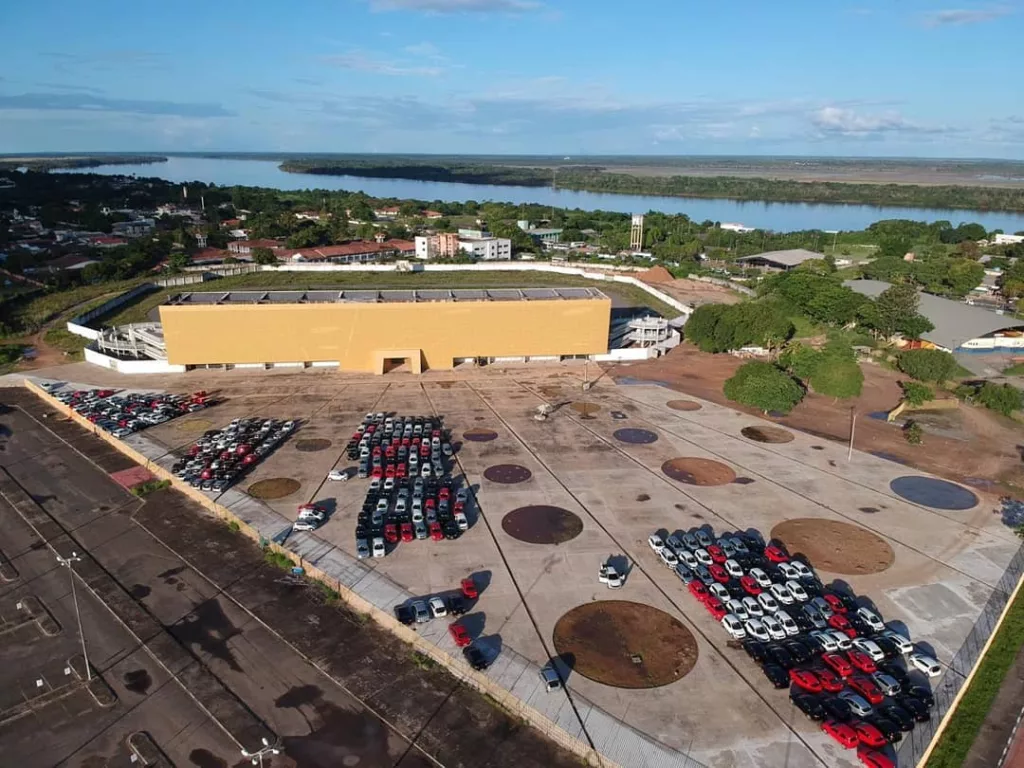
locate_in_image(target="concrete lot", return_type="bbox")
[9,361,1021,768]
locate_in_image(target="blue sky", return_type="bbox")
[1,0,1022,157]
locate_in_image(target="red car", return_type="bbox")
[384,523,398,544]
[822,652,854,678]
[372,466,383,479]
[740,575,762,596]
[823,593,847,614]
[428,522,443,541]
[822,720,859,749]
[816,667,844,693]
[848,676,884,705]
[400,522,414,542]
[851,720,887,749]
[461,578,479,599]
[708,564,730,584]
[857,748,895,768]
[706,544,727,564]
[385,465,396,479]
[847,649,877,675]
[829,614,857,638]
[704,596,728,621]
[396,463,407,478]
[764,544,789,563]
[789,669,822,693]
[448,623,471,647]
[689,581,710,602]
[439,487,450,501]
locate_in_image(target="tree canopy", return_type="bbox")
[684,301,794,353]
[897,348,960,383]
[724,361,805,414]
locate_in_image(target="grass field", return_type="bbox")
[925,582,1024,768]
[0,278,147,338]
[1004,363,1024,376]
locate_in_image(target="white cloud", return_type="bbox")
[811,106,953,136]
[368,0,540,12]
[320,51,445,76]
[922,7,1012,26]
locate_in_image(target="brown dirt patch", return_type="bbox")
[741,425,794,444]
[638,265,673,284]
[501,506,583,544]
[483,464,532,484]
[666,400,702,412]
[662,457,736,486]
[248,477,301,499]
[463,428,499,442]
[171,418,215,436]
[553,601,697,688]
[771,518,895,575]
[570,401,601,418]
[295,438,332,452]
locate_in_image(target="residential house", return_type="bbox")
[228,238,281,256]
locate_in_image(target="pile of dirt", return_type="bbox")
[771,519,895,575]
[637,265,674,284]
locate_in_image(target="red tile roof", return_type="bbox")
[191,248,230,263]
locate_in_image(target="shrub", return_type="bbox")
[897,348,960,383]
[904,421,923,444]
[957,381,1023,417]
[130,479,170,497]
[724,361,805,414]
[900,381,934,406]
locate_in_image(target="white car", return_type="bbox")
[395,498,407,514]
[428,596,448,618]
[726,599,749,622]
[762,614,786,640]
[659,548,679,568]
[785,580,809,602]
[328,469,348,481]
[790,560,815,580]
[839,691,873,717]
[414,522,428,540]
[828,629,853,650]
[742,595,764,617]
[598,563,624,589]
[679,550,699,570]
[744,619,769,642]
[777,562,800,581]
[648,534,666,554]
[709,583,730,603]
[769,583,794,605]
[371,537,385,558]
[750,568,772,589]
[857,606,886,632]
[724,559,744,578]
[810,630,839,652]
[909,652,942,678]
[852,638,885,661]
[693,548,713,566]
[872,672,902,696]
[882,629,913,655]
[757,592,779,614]
[384,477,395,492]
[454,512,469,531]
[775,610,800,636]
[722,614,747,640]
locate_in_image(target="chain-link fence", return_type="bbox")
[896,541,1024,767]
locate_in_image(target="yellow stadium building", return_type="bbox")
[157,287,612,373]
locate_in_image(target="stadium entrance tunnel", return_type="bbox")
[374,349,424,375]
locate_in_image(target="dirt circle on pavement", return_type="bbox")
[770,518,895,575]
[890,476,979,511]
[741,425,795,444]
[613,428,659,445]
[463,428,499,442]
[667,400,702,412]
[571,401,602,418]
[553,601,698,688]
[483,464,533,484]
[501,506,583,544]
[295,438,332,453]
[248,478,301,499]
[662,457,736,486]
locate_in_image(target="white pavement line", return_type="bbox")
[999,705,1024,767]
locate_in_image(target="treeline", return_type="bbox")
[0,155,167,171]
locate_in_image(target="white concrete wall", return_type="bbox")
[84,347,186,373]
[67,283,157,340]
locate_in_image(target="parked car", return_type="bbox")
[448,623,471,647]
[822,719,859,749]
[463,645,490,671]
[539,665,562,692]
[908,652,942,678]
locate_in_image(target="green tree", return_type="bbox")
[973,382,1022,416]
[899,381,934,406]
[779,343,821,379]
[872,283,927,338]
[684,304,729,352]
[809,356,863,400]
[168,252,190,271]
[897,349,960,383]
[724,361,805,414]
[251,247,277,265]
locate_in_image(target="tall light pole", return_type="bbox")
[56,551,91,681]
[241,737,281,766]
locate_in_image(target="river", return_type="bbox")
[58,156,1024,233]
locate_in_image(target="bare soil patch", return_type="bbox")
[570,401,601,418]
[741,425,794,444]
[771,518,895,575]
[553,601,698,688]
[295,438,332,452]
[248,477,301,499]
[483,464,532,484]
[171,418,215,436]
[637,266,673,284]
[662,457,736,486]
[666,399,702,412]
[501,506,583,544]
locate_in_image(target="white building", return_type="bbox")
[995,233,1024,245]
[459,237,512,261]
[720,222,755,233]
[416,232,511,260]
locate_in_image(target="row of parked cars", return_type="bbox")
[392,578,495,669]
[351,413,465,558]
[51,385,211,438]
[171,418,295,493]
[652,527,935,767]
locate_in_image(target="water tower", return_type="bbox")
[630,214,644,251]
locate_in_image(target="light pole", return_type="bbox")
[241,737,281,766]
[56,551,91,681]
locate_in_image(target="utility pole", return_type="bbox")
[242,738,281,766]
[847,408,857,462]
[56,551,90,681]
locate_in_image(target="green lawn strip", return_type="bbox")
[1003,363,1024,376]
[925,580,1024,768]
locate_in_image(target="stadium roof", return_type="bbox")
[736,249,825,268]
[844,279,1024,351]
[162,287,608,306]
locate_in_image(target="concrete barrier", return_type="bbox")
[66,283,157,340]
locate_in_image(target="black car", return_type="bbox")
[791,693,825,721]
[897,695,931,722]
[463,645,489,671]
[879,704,915,732]
[820,696,853,722]
[766,645,795,670]
[869,715,903,743]
[877,662,910,687]
[762,663,789,689]
[394,604,415,626]
[872,636,900,660]
[447,595,467,616]
[784,638,814,664]
[846,614,872,635]
[906,685,934,709]
[443,524,460,540]
[802,579,824,598]
[743,639,769,665]
[793,612,814,632]
[725,580,746,599]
